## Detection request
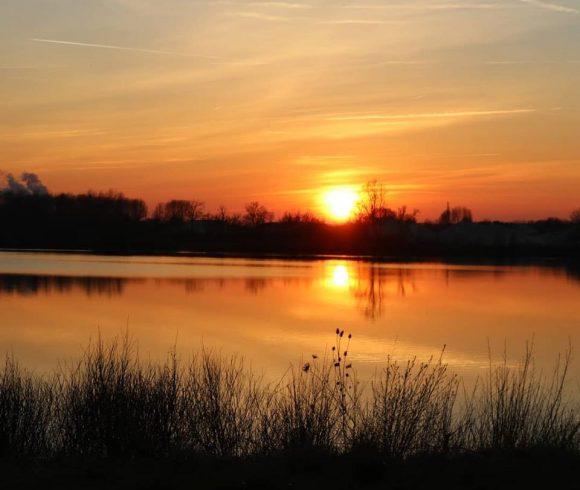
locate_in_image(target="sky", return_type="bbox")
[1,0,579,220]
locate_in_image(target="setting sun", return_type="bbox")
[323,188,359,222]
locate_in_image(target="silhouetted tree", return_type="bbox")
[356,180,389,223]
[280,211,322,224]
[356,181,417,224]
[53,190,148,222]
[439,203,451,225]
[396,206,420,223]
[214,205,229,222]
[243,201,274,226]
[571,208,580,223]
[439,203,473,224]
[153,200,205,222]
[452,206,473,223]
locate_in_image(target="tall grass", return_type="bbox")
[0,332,578,462]
[55,336,183,458]
[361,353,458,457]
[0,356,52,459]
[461,342,579,451]
[181,353,269,457]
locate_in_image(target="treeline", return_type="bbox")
[0,185,579,257]
[0,191,149,250]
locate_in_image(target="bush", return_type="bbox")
[0,332,577,462]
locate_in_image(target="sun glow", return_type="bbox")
[325,263,353,290]
[323,188,359,222]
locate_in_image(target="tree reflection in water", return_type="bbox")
[350,265,417,320]
[0,274,140,297]
[1,261,577,321]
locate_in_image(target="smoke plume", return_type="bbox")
[0,171,49,196]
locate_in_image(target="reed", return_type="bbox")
[460,342,580,451]
[360,352,458,457]
[0,356,53,459]
[0,332,577,462]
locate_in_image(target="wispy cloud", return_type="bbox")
[0,65,65,70]
[342,3,511,11]
[228,11,292,20]
[30,39,222,59]
[375,60,434,65]
[0,128,107,140]
[325,109,536,121]
[212,0,311,7]
[484,59,579,65]
[319,19,397,24]
[294,155,356,166]
[246,1,312,8]
[518,0,579,14]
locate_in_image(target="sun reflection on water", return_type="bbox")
[326,263,352,289]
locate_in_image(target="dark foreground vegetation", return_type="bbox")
[1,176,579,258]
[1,332,579,489]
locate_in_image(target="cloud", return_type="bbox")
[518,0,579,14]
[319,19,398,25]
[0,171,49,196]
[294,155,357,166]
[228,11,293,20]
[30,39,222,59]
[342,3,511,11]
[325,109,537,121]
[0,128,107,140]
[246,1,312,8]
[21,173,49,195]
[483,60,579,65]
[211,0,311,7]
[0,65,64,70]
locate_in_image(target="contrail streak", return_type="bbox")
[326,109,537,121]
[342,3,511,10]
[30,39,222,60]
[518,0,579,13]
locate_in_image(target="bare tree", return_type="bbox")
[571,208,580,223]
[356,180,388,223]
[280,211,322,224]
[356,181,418,223]
[396,206,420,223]
[215,205,229,222]
[243,201,274,226]
[152,199,205,222]
[451,206,473,224]
[439,203,473,224]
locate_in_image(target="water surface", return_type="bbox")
[0,252,579,381]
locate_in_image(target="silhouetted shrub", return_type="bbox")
[0,333,577,463]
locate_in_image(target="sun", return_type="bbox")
[323,187,359,222]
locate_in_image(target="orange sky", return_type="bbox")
[1,0,579,220]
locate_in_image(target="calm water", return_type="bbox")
[0,252,579,382]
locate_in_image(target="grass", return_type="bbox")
[0,331,579,488]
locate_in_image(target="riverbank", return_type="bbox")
[3,448,579,489]
[2,246,579,269]
[0,333,578,489]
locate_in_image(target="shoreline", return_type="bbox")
[0,336,578,489]
[1,247,578,268]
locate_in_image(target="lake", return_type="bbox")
[0,251,579,383]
